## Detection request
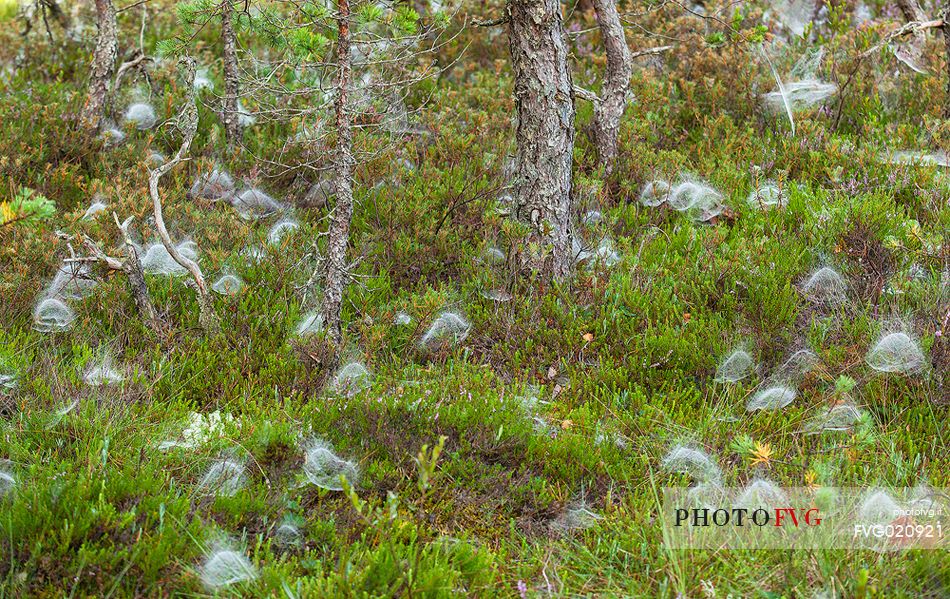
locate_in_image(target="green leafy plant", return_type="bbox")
[730,433,756,457]
[834,375,857,395]
[0,188,55,228]
[705,31,727,47]
[415,435,446,494]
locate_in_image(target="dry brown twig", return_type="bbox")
[54,214,166,338]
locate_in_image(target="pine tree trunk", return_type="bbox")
[80,0,117,132]
[897,0,927,67]
[508,0,576,281]
[122,243,165,337]
[220,0,241,150]
[319,0,355,345]
[944,5,950,118]
[590,0,631,175]
[897,0,926,23]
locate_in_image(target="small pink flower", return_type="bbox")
[517,580,527,598]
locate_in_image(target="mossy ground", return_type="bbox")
[0,2,947,597]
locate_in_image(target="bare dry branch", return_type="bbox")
[148,56,219,333]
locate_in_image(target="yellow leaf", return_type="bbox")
[0,201,14,225]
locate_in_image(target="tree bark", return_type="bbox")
[895,0,927,75]
[72,225,165,338]
[508,0,576,281]
[220,0,241,150]
[149,57,219,333]
[319,0,355,345]
[896,0,926,23]
[80,0,117,132]
[590,0,631,175]
[944,4,950,118]
[120,228,165,337]
[113,216,166,337]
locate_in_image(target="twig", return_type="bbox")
[630,45,673,59]
[473,14,509,27]
[116,0,152,13]
[857,19,944,60]
[573,85,600,103]
[55,222,165,337]
[148,56,219,332]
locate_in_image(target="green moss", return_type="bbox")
[0,2,947,596]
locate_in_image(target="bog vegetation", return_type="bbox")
[0,0,947,596]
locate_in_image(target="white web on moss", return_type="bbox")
[865,332,926,374]
[301,438,359,491]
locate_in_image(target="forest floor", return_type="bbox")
[0,1,947,597]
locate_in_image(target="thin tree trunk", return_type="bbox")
[80,0,117,132]
[120,228,165,337]
[319,0,355,345]
[944,4,950,118]
[71,224,165,338]
[508,0,576,280]
[897,0,926,23]
[590,0,631,175]
[220,0,241,150]
[148,57,219,333]
[896,0,927,73]
[112,215,166,337]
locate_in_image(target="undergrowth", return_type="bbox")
[0,1,947,597]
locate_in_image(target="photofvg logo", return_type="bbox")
[674,505,822,528]
[661,486,949,550]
